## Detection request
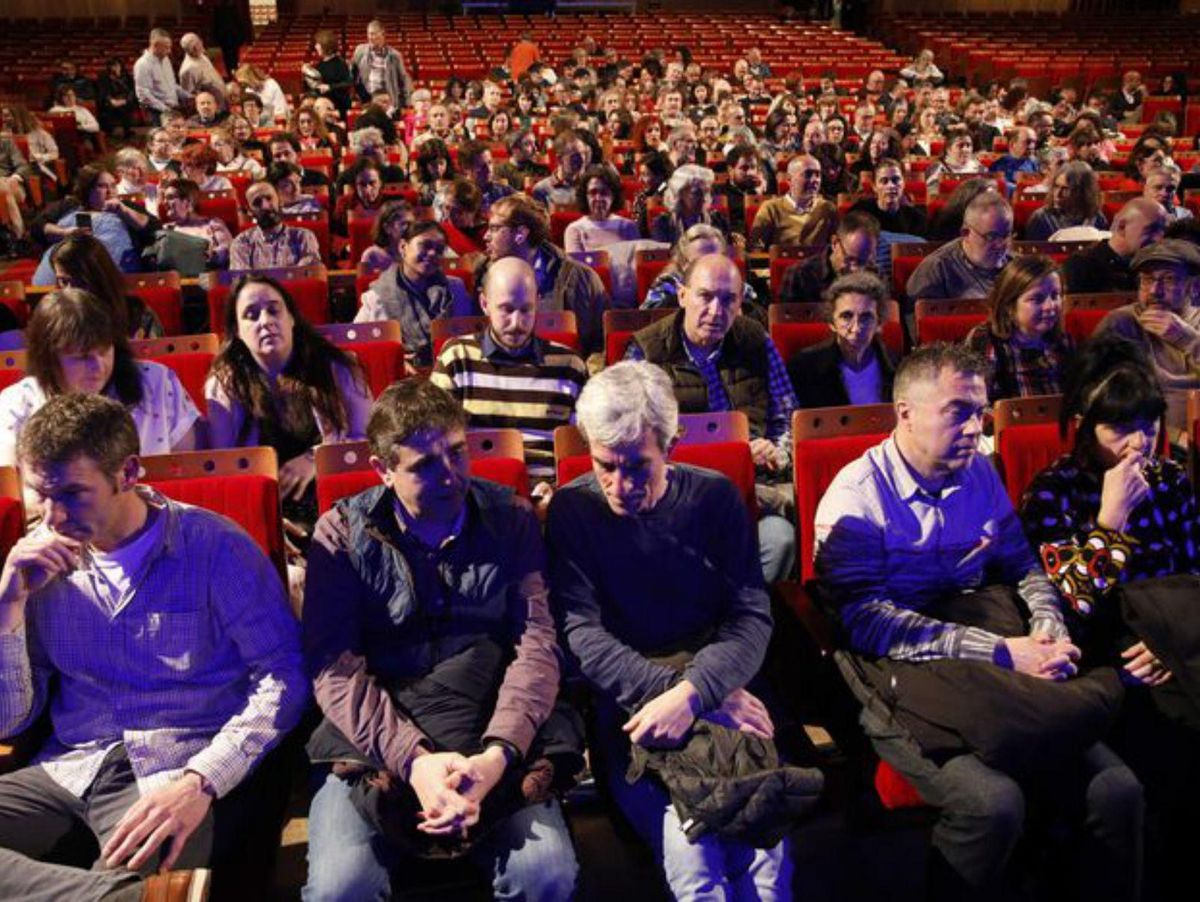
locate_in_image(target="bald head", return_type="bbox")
[481,258,539,351]
[787,154,823,202]
[180,33,204,55]
[680,254,744,349]
[1111,197,1168,258]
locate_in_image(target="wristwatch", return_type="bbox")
[486,739,520,769]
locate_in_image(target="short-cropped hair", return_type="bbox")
[576,361,679,453]
[19,393,139,476]
[894,342,988,402]
[368,380,467,467]
[824,271,888,319]
[491,194,549,247]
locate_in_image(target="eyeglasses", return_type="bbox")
[834,311,878,328]
[1138,272,1185,290]
[967,226,1012,245]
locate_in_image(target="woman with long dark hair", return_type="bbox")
[206,275,372,529]
[49,234,163,338]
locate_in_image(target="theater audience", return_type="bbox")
[229,182,322,270]
[0,392,305,900]
[1062,197,1167,293]
[302,379,579,900]
[48,234,163,339]
[235,63,290,122]
[333,160,384,234]
[207,274,371,531]
[963,254,1075,402]
[1144,162,1192,223]
[627,254,796,582]
[925,125,985,195]
[432,257,588,489]
[179,143,233,193]
[267,162,323,216]
[458,140,516,212]
[715,143,768,239]
[642,224,761,314]
[988,125,1039,191]
[788,271,897,407]
[269,131,332,188]
[211,127,266,179]
[547,361,792,900]
[2,103,60,187]
[48,86,100,138]
[907,191,1012,300]
[0,288,198,471]
[814,342,1142,902]
[849,158,927,238]
[749,154,837,250]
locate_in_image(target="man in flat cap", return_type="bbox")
[1094,238,1200,446]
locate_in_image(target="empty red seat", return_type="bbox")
[125,272,184,336]
[994,394,1069,509]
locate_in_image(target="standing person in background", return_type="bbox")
[509,31,541,82]
[351,20,413,112]
[133,28,190,123]
[179,33,227,110]
[304,29,354,117]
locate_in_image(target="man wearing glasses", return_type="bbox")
[906,191,1013,302]
[1095,238,1200,447]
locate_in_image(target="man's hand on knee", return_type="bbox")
[994,635,1080,681]
[101,771,213,872]
[623,680,702,748]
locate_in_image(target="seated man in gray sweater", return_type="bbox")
[906,191,1013,302]
[547,361,789,900]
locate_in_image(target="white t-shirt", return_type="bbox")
[86,503,168,617]
[840,354,884,406]
[563,216,640,254]
[0,360,200,467]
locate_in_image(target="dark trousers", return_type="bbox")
[0,745,211,901]
[860,702,1144,901]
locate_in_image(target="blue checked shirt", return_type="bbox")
[625,323,798,462]
[0,489,308,799]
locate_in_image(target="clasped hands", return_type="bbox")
[623,680,775,749]
[998,633,1081,681]
[406,745,510,838]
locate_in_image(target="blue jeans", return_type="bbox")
[758,514,796,584]
[303,772,579,901]
[603,746,793,901]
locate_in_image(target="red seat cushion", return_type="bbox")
[996,421,1068,509]
[795,433,889,582]
[341,341,405,397]
[316,471,378,515]
[557,453,592,488]
[145,474,285,571]
[209,277,328,336]
[672,443,757,515]
[0,369,23,392]
[149,352,214,416]
[875,761,925,810]
[606,330,637,366]
[1065,308,1110,344]
[917,313,986,345]
[469,457,531,498]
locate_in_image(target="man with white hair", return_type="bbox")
[547,360,792,900]
[133,28,189,121]
[179,33,226,109]
[749,154,838,250]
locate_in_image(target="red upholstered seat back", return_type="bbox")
[770,322,830,362]
[341,341,405,397]
[148,352,214,415]
[1064,308,1109,344]
[316,470,378,515]
[916,313,986,344]
[996,420,1068,509]
[636,256,670,304]
[132,284,184,336]
[0,368,23,392]
[209,276,329,336]
[144,474,286,573]
[0,496,22,566]
[470,457,532,498]
[348,215,378,266]
[875,760,926,809]
[795,432,889,582]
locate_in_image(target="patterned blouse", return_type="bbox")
[964,324,1075,402]
[1019,454,1200,625]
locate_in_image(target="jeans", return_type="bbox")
[303,771,579,901]
[757,515,796,584]
[860,702,1143,900]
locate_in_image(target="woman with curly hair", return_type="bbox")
[1025,160,1107,241]
[564,164,639,253]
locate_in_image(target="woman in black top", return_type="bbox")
[96,57,137,138]
[304,29,354,116]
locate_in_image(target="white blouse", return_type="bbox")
[0,360,201,467]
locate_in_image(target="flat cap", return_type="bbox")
[1130,239,1200,274]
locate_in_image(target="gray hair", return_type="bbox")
[670,222,727,271]
[349,126,385,154]
[824,271,888,321]
[663,164,715,210]
[576,361,679,453]
[963,191,1012,230]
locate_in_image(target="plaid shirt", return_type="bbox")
[229,224,321,271]
[625,325,797,461]
[0,490,307,799]
[964,324,1076,402]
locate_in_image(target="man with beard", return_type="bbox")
[229,181,321,270]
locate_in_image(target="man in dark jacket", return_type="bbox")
[1062,198,1166,294]
[302,380,579,901]
[780,210,881,303]
[626,254,798,582]
[547,360,790,899]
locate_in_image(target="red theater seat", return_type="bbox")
[0,467,24,568]
[602,308,675,366]
[0,281,29,326]
[569,250,613,297]
[914,298,990,344]
[0,350,26,392]
[1063,292,1132,344]
[125,272,184,336]
[140,447,286,579]
[315,321,407,398]
[208,265,330,336]
[994,394,1068,509]
[130,334,219,415]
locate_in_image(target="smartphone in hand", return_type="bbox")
[76,212,92,230]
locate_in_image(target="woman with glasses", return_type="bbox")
[787,271,897,407]
[963,254,1074,402]
[158,178,234,270]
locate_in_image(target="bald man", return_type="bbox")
[431,257,588,494]
[178,33,226,109]
[1063,197,1168,294]
[626,254,799,582]
[749,153,839,251]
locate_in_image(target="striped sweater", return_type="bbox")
[430,331,588,484]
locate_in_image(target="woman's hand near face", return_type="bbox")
[1097,451,1151,532]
